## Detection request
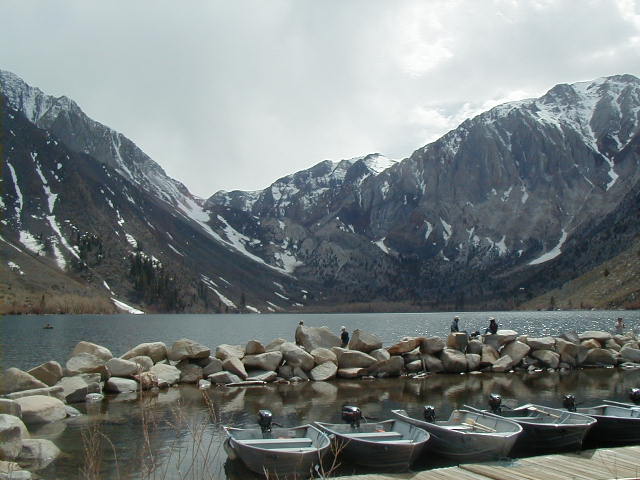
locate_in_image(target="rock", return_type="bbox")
[0,461,30,480]
[310,362,338,381]
[531,350,560,369]
[246,370,276,382]
[491,355,514,372]
[215,344,245,361]
[337,368,366,379]
[280,343,315,371]
[26,362,63,387]
[330,347,348,361]
[605,339,621,351]
[369,348,391,362]
[559,331,580,344]
[4,386,65,403]
[15,396,66,424]
[198,379,211,390]
[338,351,377,369]
[369,356,404,377]
[121,342,168,363]
[149,364,181,386]
[222,358,248,380]
[65,405,82,417]
[167,338,211,362]
[208,371,242,384]
[127,356,153,373]
[583,348,617,366]
[501,341,530,365]
[85,393,104,403]
[245,340,265,355]
[620,346,640,363]
[447,332,469,352]
[467,339,483,355]
[106,358,139,378]
[579,331,612,343]
[105,377,139,393]
[581,339,601,350]
[423,354,444,373]
[133,372,158,391]
[71,341,112,362]
[17,439,60,471]
[0,369,47,395]
[202,358,224,376]
[295,326,341,351]
[292,367,309,380]
[348,329,382,353]
[243,352,283,372]
[264,338,287,352]
[466,354,481,371]
[176,362,203,384]
[65,353,108,377]
[0,400,21,418]
[575,345,591,366]
[0,414,26,460]
[406,360,423,373]
[480,345,499,367]
[419,337,446,355]
[277,365,294,379]
[623,341,640,350]
[57,376,100,404]
[387,338,421,355]
[556,338,579,357]
[310,348,337,365]
[494,330,518,346]
[403,348,422,363]
[441,348,467,373]
[613,334,634,347]
[526,337,555,351]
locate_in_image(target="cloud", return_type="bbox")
[1,0,639,197]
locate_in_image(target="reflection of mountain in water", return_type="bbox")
[38,369,640,479]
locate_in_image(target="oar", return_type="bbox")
[603,399,640,409]
[462,419,496,433]
[527,406,560,419]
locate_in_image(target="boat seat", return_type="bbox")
[446,426,473,431]
[271,447,319,452]
[348,431,404,441]
[379,439,414,444]
[242,437,313,449]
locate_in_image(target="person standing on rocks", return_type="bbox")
[295,321,304,346]
[615,317,625,334]
[340,326,350,348]
[450,316,460,333]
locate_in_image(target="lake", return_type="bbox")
[1,310,639,479]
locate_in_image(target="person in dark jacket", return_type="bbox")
[485,317,498,335]
[340,326,349,348]
[450,316,460,333]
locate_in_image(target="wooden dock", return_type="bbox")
[335,445,640,480]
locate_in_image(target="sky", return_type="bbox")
[1,1,639,198]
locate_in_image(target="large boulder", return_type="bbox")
[105,377,139,393]
[556,338,579,357]
[419,337,445,355]
[581,339,601,350]
[526,337,555,351]
[0,369,47,395]
[65,353,107,377]
[0,400,21,417]
[501,341,530,365]
[176,362,203,384]
[559,331,580,344]
[480,345,499,367]
[369,356,404,377]
[15,396,66,425]
[583,348,617,366]
[215,344,244,361]
[369,348,391,362]
[280,343,315,371]
[0,414,26,460]
[620,346,640,363]
[245,340,265,356]
[467,339,483,355]
[605,339,621,352]
[26,362,63,387]
[277,365,294,379]
[337,368,366,379]
[406,360,423,373]
[491,355,514,372]
[222,358,248,380]
[466,354,481,371]
[243,352,283,372]
[295,326,341,351]
[130,356,154,373]
[423,354,444,373]
[207,372,241,385]
[264,338,287,352]
[338,351,377,369]
[348,330,382,353]
[71,341,112,362]
[310,348,337,366]
[247,370,277,383]
[167,339,211,362]
[16,438,60,471]
[105,358,139,378]
[202,358,224,376]
[494,330,518,347]
[403,348,422,363]
[387,338,421,355]
[57,376,100,404]
[310,362,338,381]
[579,331,612,343]
[4,386,65,403]
[446,333,468,352]
[441,348,467,373]
[531,350,560,369]
[121,342,168,363]
[149,364,181,386]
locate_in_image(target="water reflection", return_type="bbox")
[34,368,640,479]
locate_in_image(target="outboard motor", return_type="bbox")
[488,393,502,414]
[630,388,640,405]
[563,394,577,412]
[341,405,362,429]
[258,410,273,434]
[423,406,436,423]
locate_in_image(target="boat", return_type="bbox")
[466,394,596,454]
[223,410,331,479]
[314,406,430,471]
[391,406,522,462]
[43,324,54,329]
[563,393,640,444]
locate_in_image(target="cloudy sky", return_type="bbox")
[1,1,639,197]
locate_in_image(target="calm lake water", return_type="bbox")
[1,311,639,479]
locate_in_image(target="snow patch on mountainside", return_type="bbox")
[529,229,568,265]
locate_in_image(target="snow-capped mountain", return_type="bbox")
[1,70,639,312]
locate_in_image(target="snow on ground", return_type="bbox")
[112,298,144,314]
[167,244,184,256]
[373,237,390,254]
[274,291,289,301]
[521,185,529,204]
[103,281,112,292]
[424,221,433,240]
[19,230,43,255]
[266,301,282,311]
[440,218,452,242]
[7,162,23,220]
[529,229,568,265]
[125,233,137,249]
[212,288,237,308]
[7,261,24,275]
[0,234,24,253]
[362,154,397,174]
[245,305,260,313]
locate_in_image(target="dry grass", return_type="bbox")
[0,292,117,315]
